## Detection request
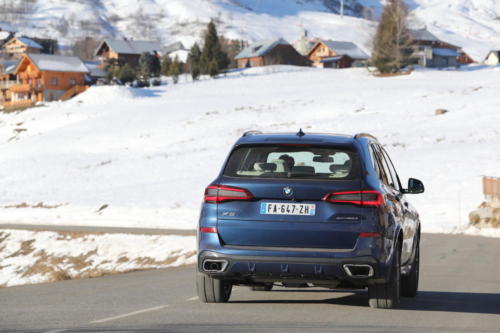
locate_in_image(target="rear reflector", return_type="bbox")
[200,227,218,233]
[322,190,384,206]
[204,184,253,203]
[358,232,381,238]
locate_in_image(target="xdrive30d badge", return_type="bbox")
[196,130,424,309]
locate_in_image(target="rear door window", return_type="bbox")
[224,145,360,180]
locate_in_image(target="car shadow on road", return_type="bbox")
[231,289,500,315]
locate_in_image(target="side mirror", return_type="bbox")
[405,178,424,194]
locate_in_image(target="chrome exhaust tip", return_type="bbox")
[202,259,229,273]
[343,264,374,278]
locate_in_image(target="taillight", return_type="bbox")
[200,227,218,233]
[204,185,253,203]
[322,190,384,206]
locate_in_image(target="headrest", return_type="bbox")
[254,162,277,172]
[291,166,315,174]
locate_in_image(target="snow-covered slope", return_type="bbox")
[1,0,500,60]
[0,66,499,235]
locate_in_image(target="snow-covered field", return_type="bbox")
[0,229,196,287]
[0,65,499,236]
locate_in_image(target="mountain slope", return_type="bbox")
[1,0,500,60]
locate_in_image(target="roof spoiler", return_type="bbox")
[354,133,378,141]
[242,130,262,137]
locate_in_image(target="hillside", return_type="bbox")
[0,65,499,237]
[1,0,500,60]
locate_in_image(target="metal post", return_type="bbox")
[340,0,344,18]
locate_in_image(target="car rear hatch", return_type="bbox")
[209,144,377,250]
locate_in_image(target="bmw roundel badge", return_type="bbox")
[283,186,293,197]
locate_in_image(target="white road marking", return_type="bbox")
[187,296,198,301]
[89,305,168,324]
[43,330,67,333]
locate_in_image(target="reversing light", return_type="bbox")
[204,184,253,203]
[322,190,384,206]
[358,232,382,238]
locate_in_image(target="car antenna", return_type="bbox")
[296,128,305,137]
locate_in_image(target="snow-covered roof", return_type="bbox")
[320,40,369,60]
[96,39,162,56]
[235,39,289,60]
[83,60,106,77]
[17,37,43,49]
[433,48,459,57]
[0,31,11,41]
[25,54,89,73]
[163,41,186,54]
[409,29,440,42]
[0,59,20,74]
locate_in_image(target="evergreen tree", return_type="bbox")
[169,56,181,84]
[200,21,229,76]
[371,0,413,73]
[161,55,172,76]
[117,63,136,83]
[139,52,161,78]
[188,42,202,80]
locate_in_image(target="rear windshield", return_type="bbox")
[223,145,361,180]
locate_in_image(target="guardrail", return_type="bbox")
[483,176,500,200]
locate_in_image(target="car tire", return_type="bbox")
[401,238,419,298]
[368,245,401,309]
[196,273,232,303]
[251,283,273,291]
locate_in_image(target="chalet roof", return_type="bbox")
[235,39,289,60]
[433,48,459,57]
[83,60,106,78]
[320,55,347,63]
[23,54,89,73]
[95,39,162,56]
[409,29,440,42]
[17,37,43,49]
[163,41,186,54]
[0,31,11,41]
[319,40,369,60]
[0,58,20,74]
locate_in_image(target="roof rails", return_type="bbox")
[354,133,378,141]
[242,130,262,137]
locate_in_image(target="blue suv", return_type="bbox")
[196,131,424,309]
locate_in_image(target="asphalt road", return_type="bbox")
[1,233,499,333]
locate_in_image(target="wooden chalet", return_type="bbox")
[2,37,42,58]
[307,40,369,68]
[409,29,464,68]
[235,39,310,68]
[95,39,162,68]
[484,50,500,66]
[4,54,89,111]
[0,58,20,105]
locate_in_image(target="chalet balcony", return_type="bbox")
[8,84,31,93]
[0,80,17,90]
[19,72,41,80]
[2,99,34,111]
[8,83,44,93]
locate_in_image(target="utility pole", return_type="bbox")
[340,0,344,18]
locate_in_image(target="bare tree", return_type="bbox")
[371,0,413,73]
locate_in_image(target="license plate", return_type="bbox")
[260,202,316,216]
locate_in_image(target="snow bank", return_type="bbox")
[0,229,196,287]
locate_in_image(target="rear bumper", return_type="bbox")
[198,248,391,286]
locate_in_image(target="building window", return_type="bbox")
[69,79,76,85]
[51,78,58,86]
